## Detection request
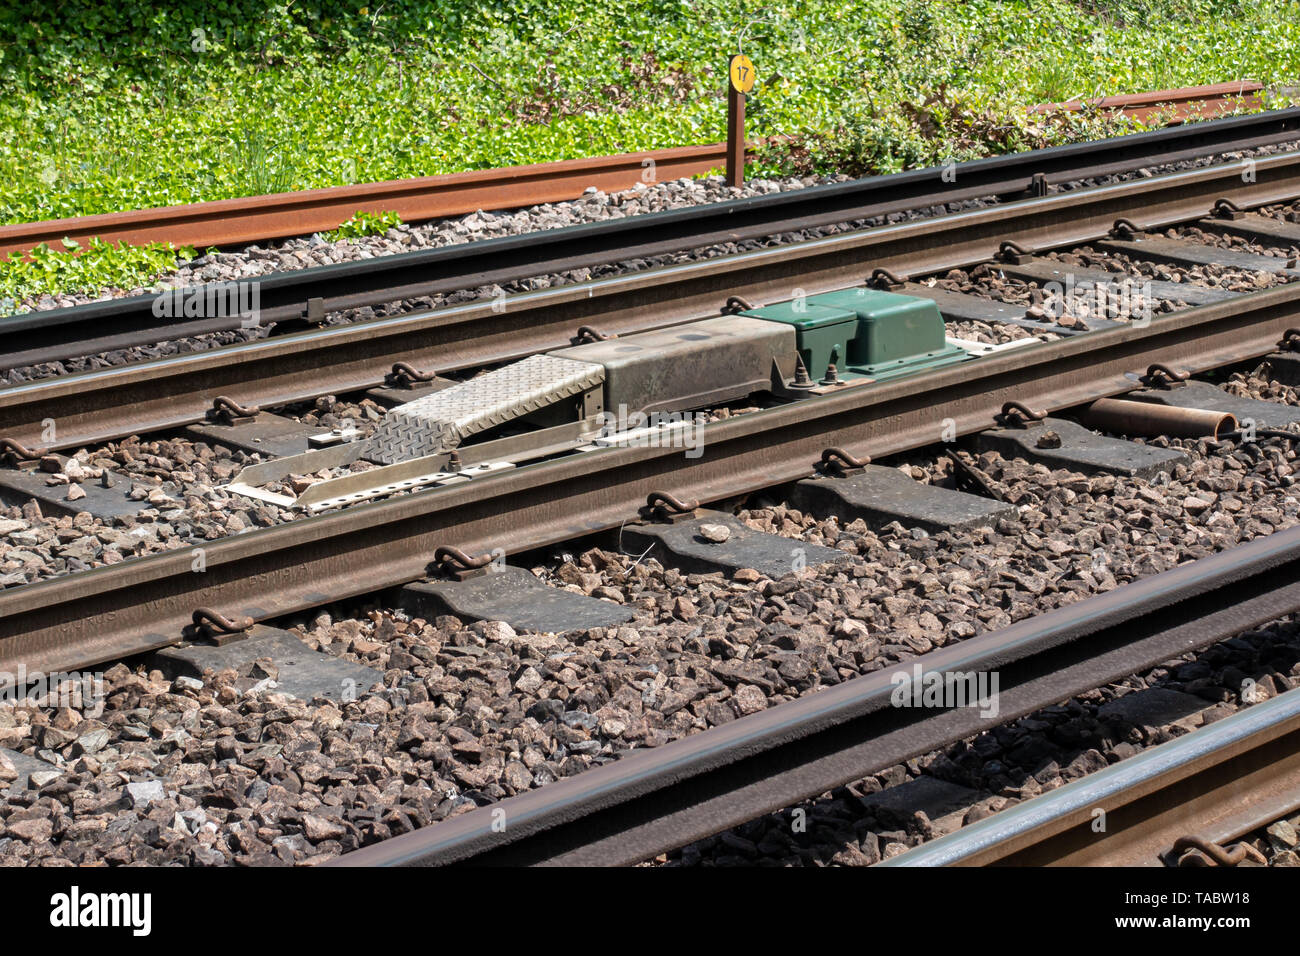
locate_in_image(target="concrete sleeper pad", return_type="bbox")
[400,566,633,634]
[1097,687,1211,732]
[365,376,459,408]
[183,413,325,458]
[997,260,1238,307]
[149,626,382,702]
[1095,237,1300,276]
[966,417,1187,478]
[789,465,1016,533]
[1126,381,1300,430]
[901,284,1118,333]
[1197,213,1300,248]
[902,285,1068,332]
[1261,352,1300,388]
[861,777,982,825]
[0,468,144,520]
[2,748,59,794]
[619,510,850,578]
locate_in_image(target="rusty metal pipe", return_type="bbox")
[1082,397,1237,439]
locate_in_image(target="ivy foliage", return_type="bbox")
[0,238,195,302]
[5,0,1299,224]
[3,1,1299,299]
[325,209,404,240]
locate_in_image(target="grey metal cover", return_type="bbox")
[365,354,605,464]
[551,315,795,415]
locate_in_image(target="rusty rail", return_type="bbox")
[1032,80,1266,124]
[0,143,731,258]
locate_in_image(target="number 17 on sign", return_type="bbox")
[727,54,754,187]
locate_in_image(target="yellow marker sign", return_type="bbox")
[729,54,755,94]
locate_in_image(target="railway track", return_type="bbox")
[336,528,1300,865]
[5,108,1300,373]
[7,149,1300,672]
[879,682,1300,867]
[0,82,1270,266]
[8,128,1300,868]
[10,143,1300,450]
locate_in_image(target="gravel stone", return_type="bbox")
[125,780,166,808]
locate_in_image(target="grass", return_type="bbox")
[3,0,1300,299]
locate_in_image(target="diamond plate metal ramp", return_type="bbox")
[1126,381,1300,429]
[789,465,1016,533]
[400,566,633,634]
[366,354,605,464]
[150,626,382,702]
[967,418,1187,478]
[620,510,849,578]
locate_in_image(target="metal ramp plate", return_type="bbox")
[619,510,850,578]
[150,626,382,702]
[966,418,1188,478]
[366,354,605,464]
[1126,381,1300,429]
[790,465,1016,533]
[400,566,633,634]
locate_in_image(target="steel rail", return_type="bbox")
[0,143,731,260]
[0,83,1263,264]
[3,271,1300,685]
[1032,80,1265,124]
[7,150,1300,453]
[880,686,1300,867]
[331,521,1300,865]
[5,108,1300,371]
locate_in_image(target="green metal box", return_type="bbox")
[732,300,858,383]
[743,288,968,382]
